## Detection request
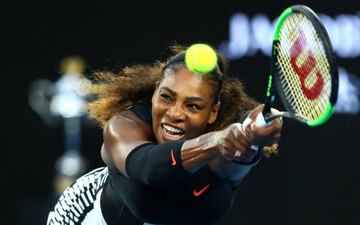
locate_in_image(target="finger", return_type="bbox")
[224,137,250,161]
[226,132,254,160]
[231,137,249,154]
[219,141,237,161]
[234,150,242,158]
[254,132,282,146]
[233,147,258,163]
[247,128,282,146]
[246,104,265,121]
[222,148,235,161]
[231,123,251,147]
[249,118,282,138]
[242,113,281,138]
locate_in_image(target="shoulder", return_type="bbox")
[102,110,154,174]
[128,98,152,125]
[104,110,153,143]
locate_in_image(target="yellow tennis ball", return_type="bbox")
[185,43,218,75]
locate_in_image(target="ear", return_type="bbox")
[208,101,221,124]
[155,80,160,89]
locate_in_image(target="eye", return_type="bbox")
[160,94,172,102]
[188,104,202,111]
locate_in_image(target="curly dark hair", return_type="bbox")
[83,43,278,156]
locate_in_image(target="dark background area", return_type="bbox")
[3,1,360,225]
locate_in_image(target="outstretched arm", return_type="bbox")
[103,109,246,186]
[102,105,282,186]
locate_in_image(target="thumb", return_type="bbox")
[242,104,264,132]
[246,104,265,121]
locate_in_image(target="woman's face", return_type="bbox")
[152,67,220,143]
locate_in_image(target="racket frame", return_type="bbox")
[264,5,338,126]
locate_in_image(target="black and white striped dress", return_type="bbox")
[47,167,109,225]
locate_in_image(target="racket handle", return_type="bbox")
[249,113,271,153]
[255,112,272,127]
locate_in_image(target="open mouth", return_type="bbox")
[161,124,185,140]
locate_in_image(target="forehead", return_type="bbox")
[159,67,214,100]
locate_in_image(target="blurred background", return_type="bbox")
[3,0,360,225]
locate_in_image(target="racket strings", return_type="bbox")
[276,13,332,122]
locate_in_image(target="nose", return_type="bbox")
[166,103,186,122]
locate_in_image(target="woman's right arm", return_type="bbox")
[101,110,154,175]
[102,107,279,186]
[102,110,222,186]
[103,113,243,180]
[102,110,194,186]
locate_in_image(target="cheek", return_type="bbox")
[151,100,165,126]
[186,116,209,137]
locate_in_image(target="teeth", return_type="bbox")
[163,124,184,134]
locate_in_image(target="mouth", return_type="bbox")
[161,123,186,141]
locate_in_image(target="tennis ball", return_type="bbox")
[185,43,218,75]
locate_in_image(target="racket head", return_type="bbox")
[271,5,338,126]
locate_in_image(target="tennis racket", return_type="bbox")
[255,4,339,127]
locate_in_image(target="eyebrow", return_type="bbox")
[160,87,207,103]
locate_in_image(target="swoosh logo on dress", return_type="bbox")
[171,149,176,166]
[193,184,210,197]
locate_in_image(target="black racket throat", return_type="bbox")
[262,90,291,123]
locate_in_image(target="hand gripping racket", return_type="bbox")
[256,4,339,127]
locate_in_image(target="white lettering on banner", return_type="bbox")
[335,68,360,114]
[219,13,360,59]
[219,12,360,115]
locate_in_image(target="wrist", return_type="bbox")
[232,148,262,165]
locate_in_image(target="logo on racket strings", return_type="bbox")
[290,29,324,100]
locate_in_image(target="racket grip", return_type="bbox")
[250,113,271,152]
[255,112,272,127]
[245,112,272,153]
